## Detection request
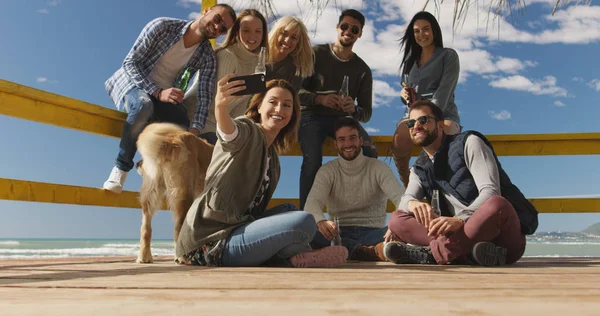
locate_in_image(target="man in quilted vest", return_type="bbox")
[384,100,538,266]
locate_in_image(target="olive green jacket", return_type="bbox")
[176,117,280,257]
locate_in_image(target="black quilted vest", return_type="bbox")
[412,131,538,235]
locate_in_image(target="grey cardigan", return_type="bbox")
[176,117,280,257]
[405,47,460,124]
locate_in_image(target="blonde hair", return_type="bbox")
[245,79,301,154]
[267,16,313,78]
[217,9,269,55]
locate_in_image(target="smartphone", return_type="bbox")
[228,73,266,96]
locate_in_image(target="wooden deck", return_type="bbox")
[1,257,599,315]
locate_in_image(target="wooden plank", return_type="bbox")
[0,79,125,138]
[2,80,599,156]
[1,178,598,214]
[0,257,599,315]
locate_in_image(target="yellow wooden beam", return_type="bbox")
[2,79,600,156]
[0,79,125,138]
[2,178,598,214]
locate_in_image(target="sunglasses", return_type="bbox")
[213,14,228,34]
[340,23,360,35]
[405,116,437,129]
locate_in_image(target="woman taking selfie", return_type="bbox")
[176,78,348,267]
[265,16,313,90]
[185,9,269,144]
[391,11,461,187]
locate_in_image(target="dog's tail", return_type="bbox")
[137,123,192,180]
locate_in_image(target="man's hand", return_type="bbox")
[315,94,342,110]
[428,217,464,237]
[384,228,395,243]
[408,200,439,228]
[159,88,184,104]
[340,96,355,113]
[188,128,200,136]
[317,220,338,241]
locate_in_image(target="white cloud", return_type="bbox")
[36,77,48,83]
[588,79,600,92]
[554,100,566,107]
[180,0,598,93]
[372,79,401,108]
[48,0,60,6]
[572,77,585,82]
[364,127,380,133]
[489,75,568,97]
[37,9,49,14]
[489,110,511,120]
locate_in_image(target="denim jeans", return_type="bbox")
[312,225,387,258]
[199,132,217,145]
[221,203,317,267]
[115,87,190,171]
[298,114,378,209]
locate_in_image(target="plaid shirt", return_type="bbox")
[105,17,217,131]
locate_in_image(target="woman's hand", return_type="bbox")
[400,82,410,103]
[215,74,245,135]
[215,74,245,110]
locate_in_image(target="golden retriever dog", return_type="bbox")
[135,123,214,263]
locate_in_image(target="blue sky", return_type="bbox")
[0,0,599,239]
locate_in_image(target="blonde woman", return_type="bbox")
[265,16,313,90]
[176,78,348,267]
[184,9,269,144]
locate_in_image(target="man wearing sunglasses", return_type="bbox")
[102,4,236,194]
[298,9,376,210]
[383,100,538,266]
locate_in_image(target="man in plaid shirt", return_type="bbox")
[103,4,236,193]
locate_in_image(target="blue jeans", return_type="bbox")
[115,87,190,171]
[298,114,378,208]
[221,203,317,267]
[312,225,388,258]
[199,132,217,145]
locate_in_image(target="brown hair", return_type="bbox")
[245,79,301,154]
[217,9,268,55]
[409,100,444,121]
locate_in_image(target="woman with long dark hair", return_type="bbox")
[391,11,461,187]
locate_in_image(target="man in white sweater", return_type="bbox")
[305,117,405,261]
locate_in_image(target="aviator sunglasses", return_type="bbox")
[340,23,360,35]
[405,116,437,128]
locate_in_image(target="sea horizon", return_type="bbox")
[2,234,600,260]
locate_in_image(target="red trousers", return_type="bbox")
[388,195,526,264]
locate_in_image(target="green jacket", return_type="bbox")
[176,117,280,257]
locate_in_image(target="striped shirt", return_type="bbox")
[104,17,217,131]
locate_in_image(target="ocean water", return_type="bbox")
[0,239,175,260]
[1,235,599,259]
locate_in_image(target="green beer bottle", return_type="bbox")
[176,67,192,92]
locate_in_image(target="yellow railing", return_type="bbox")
[1,78,599,213]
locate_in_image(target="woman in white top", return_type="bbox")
[184,9,269,144]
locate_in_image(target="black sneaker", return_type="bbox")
[383,242,436,264]
[471,242,507,267]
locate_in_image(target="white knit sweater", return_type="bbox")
[184,42,258,133]
[304,153,405,228]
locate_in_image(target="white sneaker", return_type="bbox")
[103,166,128,193]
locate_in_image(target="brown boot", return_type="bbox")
[351,242,387,261]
